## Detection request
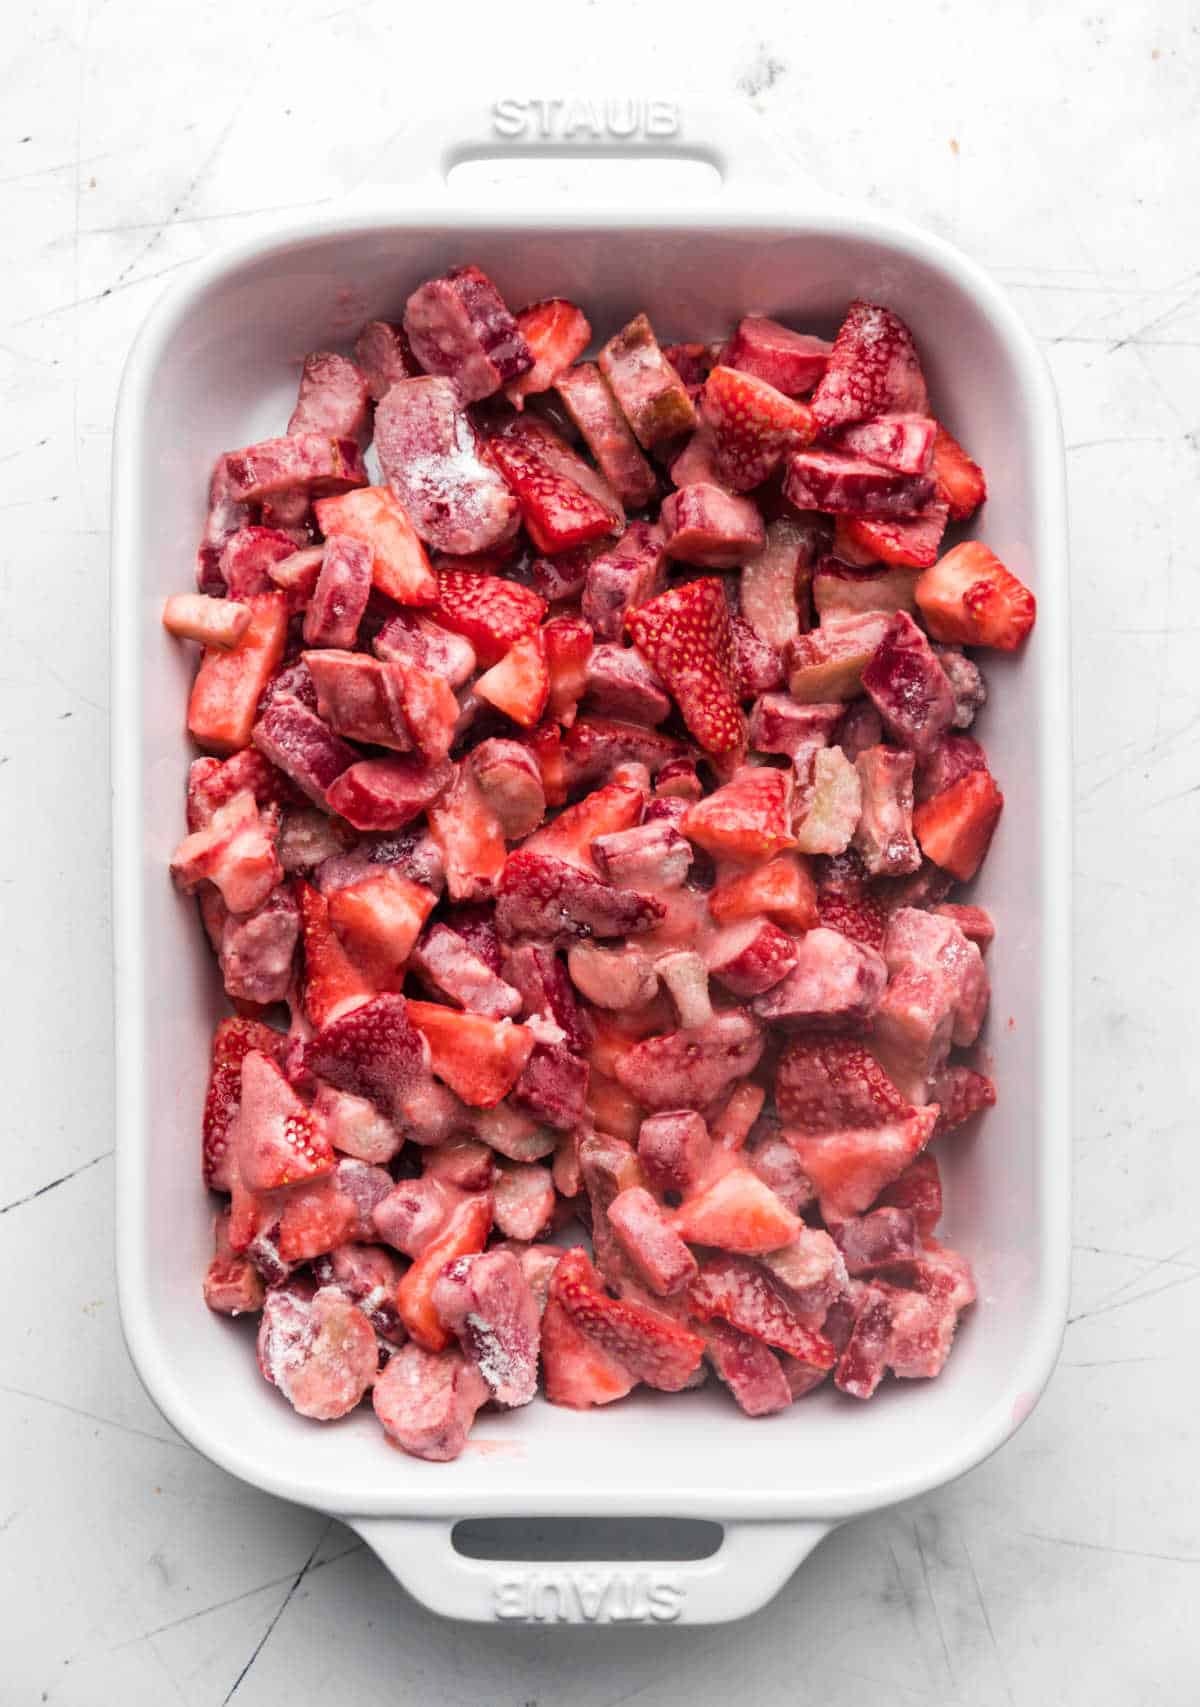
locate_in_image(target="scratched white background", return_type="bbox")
[2,0,1198,1701]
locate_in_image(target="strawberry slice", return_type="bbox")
[702,1319,792,1416]
[930,423,987,520]
[834,1287,894,1399]
[296,879,377,1026]
[834,499,950,570]
[522,721,568,807]
[708,851,818,933]
[489,416,623,555]
[811,299,929,431]
[541,614,594,723]
[549,1248,704,1391]
[688,1254,837,1366]
[627,577,745,755]
[187,592,289,755]
[683,767,795,862]
[326,868,436,986]
[473,629,550,727]
[303,993,431,1123]
[912,769,1004,880]
[425,762,508,900]
[396,1192,493,1351]
[235,1050,335,1192]
[202,1016,284,1190]
[540,1296,637,1408]
[815,889,887,950]
[496,849,664,943]
[701,365,817,492]
[671,1167,802,1255]
[433,570,546,667]
[505,298,592,406]
[775,1039,910,1131]
[314,487,438,606]
[405,1000,535,1108]
[876,1152,942,1236]
[931,1063,997,1132]
[784,1106,939,1221]
[915,542,1036,651]
[525,779,644,866]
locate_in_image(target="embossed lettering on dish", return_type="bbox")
[491,99,680,142]
[492,1568,685,1622]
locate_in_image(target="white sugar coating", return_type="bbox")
[526,1012,566,1048]
[259,1293,315,1399]
[465,1311,519,1392]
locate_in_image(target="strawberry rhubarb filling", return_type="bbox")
[167,272,1036,1457]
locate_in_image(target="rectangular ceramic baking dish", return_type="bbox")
[112,102,1071,1625]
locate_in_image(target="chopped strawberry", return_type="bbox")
[496,848,663,943]
[542,614,594,722]
[327,868,436,986]
[505,298,592,406]
[688,1255,837,1366]
[710,1081,766,1151]
[861,611,957,758]
[672,1167,801,1254]
[913,769,1004,881]
[187,591,289,754]
[489,415,623,555]
[703,1319,792,1416]
[627,577,745,754]
[304,992,431,1123]
[562,716,686,790]
[169,789,282,914]
[522,720,568,806]
[433,569,546,667]
[875,1152,943,1236]
[708,851,818,933]
[707,917,798,998]
[540,1296,637,1409]
[550,1248,704,1391]
[775,1038,908,1132]
[915,542,1036,651]
[373,1340,490,1460]
[373,1174,459,1257]
[834,1286,894,1399]
[811,300,929,431]
[700,365,817,492]
[683,767,795,862]
[930,423,987,520]
[612,1009,764,1112]
[396,1191,494,1351]
[784,1105,939,1222]
[296,879,375,1025]
[325,754,453,833]
[473,629,550,727]
[526,779,645,867]
[930,1063,997,1131]
[815,889,887,951]
[751,927,887,1032]
[405,1000,535,1108]
[834,499,950,570]
[422,762,508,899]
[202,1016,284,1189]
[235,1049,335,1192]
[314,487,438,606]
[932,901,995,951]
[723,316,832,397]
[424,1137,495,1193]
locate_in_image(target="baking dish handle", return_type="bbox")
[349,1515,832,1625]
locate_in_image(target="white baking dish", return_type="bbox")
[111,103,1071,1625]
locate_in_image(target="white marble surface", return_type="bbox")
[2,0,1198,1700]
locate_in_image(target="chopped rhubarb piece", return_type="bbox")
[541,1297,637,1409]
[793,745,863,857]
[811,559,919,620]
[913,769,1004,881]
[740,513,822,652]
[311,1243,406,1342]
[204,1211,266,1315]
[811,300,928,431]
[354,319,416,401]
[403,264,532,402]
[592,821,692,892]
[786,1106,939,1221]
[688,1255,837,1366]
[474,629,550,728]
[396,1191,493,1351]
[257,1286,377,1420]
[914,733,988,804]
[710,1081,766,1151]
[196,455,251,592]
[313,1083,403,1164]
[637,1109,711,1194]
[433,569,546,667]
[555,361,659,507]
[373,1175,459,1257]
[580,521,667,642]
[510,1040,589,1130]
[861,611,956,758]
[662,341,721,394]
[288,352,371,442]
[328,868,436,985]
[701,365,817,492]
[467,739,546,840]
[583,642,671,725]
[235,1049,334,1192]
[424,1137,495,1192]
[831,1208,920,1275]
[186,747,297,830]
[933,902,995,951]
[188,591,289,754]
[916,542,1036,651]
[598,313,698,450]
[783,447,933,518]
[724,315,832,395]
[373,1340,490,1460]
[875,1242,977,1314]
[432,1249,540,1406]
[776,1038,909,1131]
[523,720,568,805]
[883,908,990,1047]
[608,1186,699,1296]
[203,1016,284,1190]
[708,852,818,933]
[411,922,521,1018]
[674,1168,801,1255]
[853,746,920,877]
[834,498,950,570]
[751,927,887,1032]
[374,609,477,687]
[496,849,663,943]
[702,1319,791,1416]
[785,610,892,702]
[550,1248,704,1391]
[405,1001,534,1108]
[877,1152,942,1236]
[660,483,766,567]
[267,544,326,608]
[730,614,785,697]
[472,1102,556,1163]
[501,940,588,1053]
[489,414,623,554]
[425,762,509,899]
[627,576,744,754]
[656,950,714,1029]
[684,767,794,862]
[562,716,686,790]
[613,1009,764,1112]
[747,1126,815,1213]
[537,613,592,721]
[760,1226,848,1315]
[837,700,884,762]
[304,993,431,1123]
[171,782,283,913]
[935,646,987,730]
[302,534,373,648]
[314,486,438,606]
[833,1286,895,1399]
[505,297,592,406]
[326,754,453,832]
[374,376,522,554]
[586,1073,642,1144]
[668,425,725,489]
[164,593,252,649]
[492,1161,556,1241]
[930,422,987,520]
[706,917,798,997]
[835,413,936,475]
[224,434,366,503]
[216,883,301,1005]
[251,694,358,807]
